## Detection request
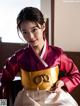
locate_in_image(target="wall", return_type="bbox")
[54,0,80,51]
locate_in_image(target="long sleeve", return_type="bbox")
[40,42,80,93]
[0,53,20,86]
[60,53,80,93]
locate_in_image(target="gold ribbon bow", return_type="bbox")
[21,66,59,90]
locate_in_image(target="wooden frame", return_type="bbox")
[51,0,54,45]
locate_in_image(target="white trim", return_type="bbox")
[40,40,48,67]
[40,40,46,59]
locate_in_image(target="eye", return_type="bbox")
[22,31,28,35]
[32,28,37,33]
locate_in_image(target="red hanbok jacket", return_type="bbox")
[0,40,80,93]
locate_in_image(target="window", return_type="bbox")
[0,0,41,43]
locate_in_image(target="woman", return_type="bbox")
[0,7,80,106]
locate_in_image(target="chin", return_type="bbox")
[31,42,39,47]
[30,43,38,47]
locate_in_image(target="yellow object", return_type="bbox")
[21,66,59,90]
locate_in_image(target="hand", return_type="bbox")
[54,80,64,92]
[50,80,64,93]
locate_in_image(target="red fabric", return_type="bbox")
[1,41,80,93]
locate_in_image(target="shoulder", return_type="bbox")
[50,46,71,63]
[15,44,29,55]
[49,45,64,55]
[7,44,29,62]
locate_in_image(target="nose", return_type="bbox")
[29,32,34,40]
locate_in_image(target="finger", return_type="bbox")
[54,87,61,93]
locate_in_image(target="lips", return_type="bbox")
[29,39,37,43]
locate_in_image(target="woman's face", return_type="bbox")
[20,21,45,48]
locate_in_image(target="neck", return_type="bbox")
[33,41,45,55]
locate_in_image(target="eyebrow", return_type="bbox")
[31,26,37,29]
[21,25,37,32]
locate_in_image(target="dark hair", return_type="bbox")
[17,7,45,30]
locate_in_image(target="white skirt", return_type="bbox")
[14,89,78,106]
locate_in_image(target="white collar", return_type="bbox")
[40,40,46,59]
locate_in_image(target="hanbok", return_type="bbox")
[1,40,80,106]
